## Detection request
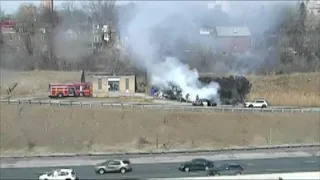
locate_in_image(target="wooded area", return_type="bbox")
[0,1,319,74]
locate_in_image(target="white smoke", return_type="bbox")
[150,56,220,101]
[120,1,220,101]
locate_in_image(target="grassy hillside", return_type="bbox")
[0,70,319,106]
[1,105,319,156]
[248,73,320,107]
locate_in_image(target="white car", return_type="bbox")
[38,169,78,180]
[244,99,268,108]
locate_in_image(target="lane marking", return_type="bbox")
[247,163,254,166]
[265,169,281,172]
[304,161,316,164]
[189,172,200,175]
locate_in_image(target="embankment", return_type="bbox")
[1,104,319,156]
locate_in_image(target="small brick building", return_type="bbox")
[88,72,136,97]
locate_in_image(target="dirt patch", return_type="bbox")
[1,104,319,156]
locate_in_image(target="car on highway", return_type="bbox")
[207,164,244,176]
[178,158,214,172]
[38,168,78,180]
[244,99,268,108]
[94,159,132,174]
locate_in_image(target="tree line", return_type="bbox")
[0,1,319,75]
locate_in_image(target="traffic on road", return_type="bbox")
[1,156,319,180]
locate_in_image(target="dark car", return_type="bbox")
[207,100,217,107]
[207,164,244,176]
[178,158,214,172]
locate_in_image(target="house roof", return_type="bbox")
[215,27,251,37]
[86,71,135,77]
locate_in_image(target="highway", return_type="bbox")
[1,157,319,179]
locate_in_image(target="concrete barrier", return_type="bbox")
[148,171,320,180]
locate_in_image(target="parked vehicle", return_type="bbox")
[178,158,214,172]
[207,164,244,176]
[244,99,268,108]
[94,159,132,174]
[203,99,218,107]
[192,99,204,106]
[73,83,92,97]
[38,168,78,180]
[49,83,91,98]
[192,99,217,107]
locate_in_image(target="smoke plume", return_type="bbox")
[120,1,220,101]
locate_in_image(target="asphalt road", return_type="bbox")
[1,157,319,180]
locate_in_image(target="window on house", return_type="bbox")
[125,78,129,90]
[108,80,119,91]
[94,36,99,42]
[98,78,102,90]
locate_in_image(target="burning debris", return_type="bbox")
[152,75,252,106]
[199,75,252,105]
[153,83,184,101]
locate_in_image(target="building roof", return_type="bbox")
[87,72,135,76]
[215,27,251,37]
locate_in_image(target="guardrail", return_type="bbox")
[1,99,318,113]
[1,143,319,159]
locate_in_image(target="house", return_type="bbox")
[213,26,251,53]
[0,19,19,45]
[305,0,320,16]
[88,72,136,97]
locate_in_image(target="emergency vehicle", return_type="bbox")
[49,83,92,98]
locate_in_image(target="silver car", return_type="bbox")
[94,159,132,174]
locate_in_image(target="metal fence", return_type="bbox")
[1,99,318,113]
[1,143,319,159]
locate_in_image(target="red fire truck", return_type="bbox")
[49,83,92,98]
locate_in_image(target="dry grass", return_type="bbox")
[247,72,320,107]
[1,104,319,156]
[0,70,319,106]
[0,70,80,96]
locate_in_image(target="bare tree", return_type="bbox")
[83,0,117,27]
[0,7,5,19]
[255,2,320,74]
[38,8,60,69]
[15,4,37,55]
[58,2,88,29]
